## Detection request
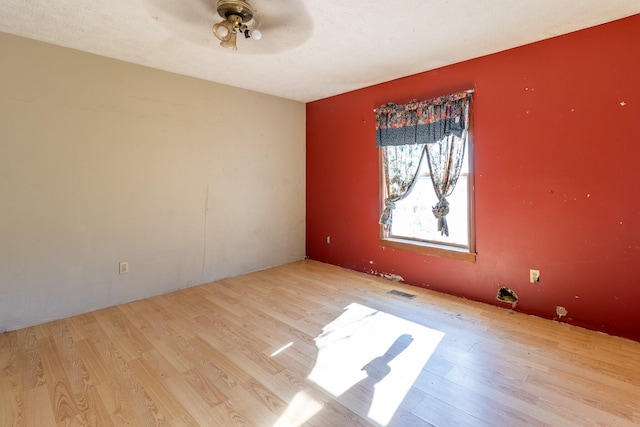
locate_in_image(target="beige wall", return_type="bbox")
[0,32,306,332]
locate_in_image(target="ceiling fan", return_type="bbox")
[145,0,313,54]
[212,0,262,50]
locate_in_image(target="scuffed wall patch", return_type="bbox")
[381,273,404,282]
[555,305,568,321]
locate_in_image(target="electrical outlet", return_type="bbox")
[529,269,540,283]
[119,261,129,275]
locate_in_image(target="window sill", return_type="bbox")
[380,237,476,263]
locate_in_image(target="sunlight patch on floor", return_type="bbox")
[307,302,444,426]
[271,342,293,357]
[272,390,324,427]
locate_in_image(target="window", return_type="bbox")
[387,141,470,246]
[375,91,475,262]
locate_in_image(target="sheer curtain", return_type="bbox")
[426,133,467,236]
[379,143,426,233]
[375,91,472,236]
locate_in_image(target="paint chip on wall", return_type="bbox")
[381,273,404,282]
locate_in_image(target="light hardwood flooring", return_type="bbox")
[1,260,640,426]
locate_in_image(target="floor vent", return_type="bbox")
[388,289,417,299]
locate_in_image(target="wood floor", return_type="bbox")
[1,260,640,426]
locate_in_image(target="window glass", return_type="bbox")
[387,143,469,248]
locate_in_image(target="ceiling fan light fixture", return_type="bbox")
[220,31,238,50]
[213,0,260,50]
[213,20,233,41]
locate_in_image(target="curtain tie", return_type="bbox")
[380,198,398,230]
[432,198,450,236]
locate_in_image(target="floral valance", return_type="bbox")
[374,91,472,147]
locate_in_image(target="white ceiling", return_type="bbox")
[1,1,639,103]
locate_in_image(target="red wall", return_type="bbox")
[306,14,640,342]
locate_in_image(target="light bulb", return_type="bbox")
[213,23,229,38]
[250,29,262,40]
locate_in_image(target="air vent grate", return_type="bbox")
[388,289,416,299]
